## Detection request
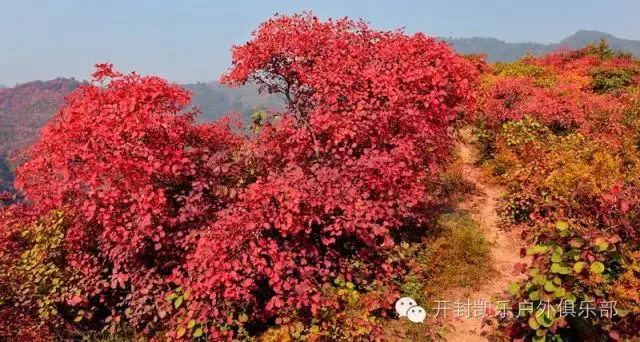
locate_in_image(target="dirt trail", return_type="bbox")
[443,142,530,341]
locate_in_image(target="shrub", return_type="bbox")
[476,44,640,340]
[0,13,478,340]
[591,67,638,94]
[2,64,250,339]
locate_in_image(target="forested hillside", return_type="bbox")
[0,78,81,194]
[0,157,12,194]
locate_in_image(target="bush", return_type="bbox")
[476,44,640,340]
[0,14,478,340]
[591,67,638,94]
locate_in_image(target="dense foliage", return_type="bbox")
[0,78,281,197]
[0,14,478,340]
[476,41,640,341]
[6,13,637,342]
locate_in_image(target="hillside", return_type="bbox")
[0,78,81,193]
[0,78,81,158]
[443,30,640,61]
[0,157,12,194]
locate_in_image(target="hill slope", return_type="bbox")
[443,30,640,61]
[0,78,82,193]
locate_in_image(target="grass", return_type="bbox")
[399,210,492,308]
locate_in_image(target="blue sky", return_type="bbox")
[1,0,639,85]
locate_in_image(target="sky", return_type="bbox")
[2,0,640,85]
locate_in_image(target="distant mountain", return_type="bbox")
[0,78,82,194]
[0,78,82,159]
[182,82,284,122]
[443,30,640,62]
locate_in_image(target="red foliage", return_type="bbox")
[477,43,640,340]
[11,67,247,335]
[479,47,632,143]
[178,13,477,338]
[1,14,478,340]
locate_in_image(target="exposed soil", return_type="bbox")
[441,142,530,341]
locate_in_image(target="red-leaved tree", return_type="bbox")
[175,13,478,339]
[7,64,249,337]
[1,14,478,340]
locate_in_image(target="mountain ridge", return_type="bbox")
[442,30,640,61]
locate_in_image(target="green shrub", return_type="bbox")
[591,67,638,94]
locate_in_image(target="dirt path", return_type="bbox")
[442,142,530,341]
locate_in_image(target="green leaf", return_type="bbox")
[536,309,554,328]
[554,287,566,298]
[525,281,535,292]
[527,245,548,255]
[573,262,585,273]
[529,290,540,301]
[193,328,203,337]
[177,327,186,338]
[529,268,540,277]
[590,261,605,274]
[239,313,248,322]
[173,295,184,309]
[555,220,569,231]
[544,281,555,292]
[187,320,196,329]
[509,282,520,296]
